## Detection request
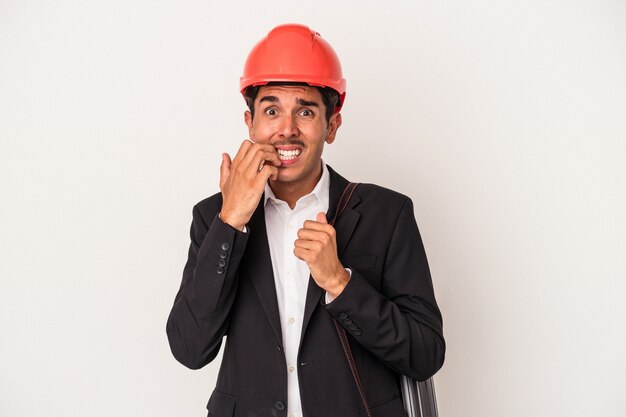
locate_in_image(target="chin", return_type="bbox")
[273,167,305,183]
[274,172,296,183]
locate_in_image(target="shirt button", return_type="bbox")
[288,317,295,324]
[289,366,295,372]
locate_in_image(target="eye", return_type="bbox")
[264,107,278,116]
[299,109,314,117]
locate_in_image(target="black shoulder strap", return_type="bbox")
[329,182,372,417]
[331,181,440,417]
[329,182,359,227]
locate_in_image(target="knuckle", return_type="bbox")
[246,145,258,156]
[264,166,276,177]
[239,141,251,153]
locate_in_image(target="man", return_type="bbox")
[167,23,445,417]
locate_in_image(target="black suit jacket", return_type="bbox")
[167,165,445,417]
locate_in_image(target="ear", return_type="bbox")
[325,112,342,145]
[244,110,254,138]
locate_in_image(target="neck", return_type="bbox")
[268,163,323,209]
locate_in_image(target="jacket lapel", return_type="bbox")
[300,165,361,346]
[244,197,283,346]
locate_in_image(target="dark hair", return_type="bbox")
[243,82,340,124]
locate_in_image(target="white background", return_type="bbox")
[1,1,625,416]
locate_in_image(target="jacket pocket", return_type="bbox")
[360,394,407,417]
[342,254,378,271]
[206,390,236,417]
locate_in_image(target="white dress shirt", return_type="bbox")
[263,163,330,417]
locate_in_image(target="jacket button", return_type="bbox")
[218,259,226,267]
[216,267,224,275]
[353,329,362,335]
[339,313,348,320]
[348,324,358,330]
[219,251,228,259]
[343,319,352,325]
[274,401,285,411]
[221,242,230,251]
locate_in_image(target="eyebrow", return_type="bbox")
[258,96,320,108]
[296,98,319,107]
[259,95,278,104]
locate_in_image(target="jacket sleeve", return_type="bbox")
[166,204,249,369]
[325,197,445,381]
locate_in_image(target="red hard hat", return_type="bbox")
[240,24,346,110]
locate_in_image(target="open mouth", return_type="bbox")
[275,146,302,165]
[277,149,301,161]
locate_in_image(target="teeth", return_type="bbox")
[277,149,301,160]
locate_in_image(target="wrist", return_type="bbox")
[219,211,246,232]
[326,268,350,299]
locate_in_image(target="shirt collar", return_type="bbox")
[264,161,330,208]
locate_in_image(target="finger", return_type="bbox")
[232,140,253,165]
[268,165,279,181]
[316,212,328,224]
[241,142,278,164]
[220,153,232,189]
[251,149,282,171]
[293,241,322,260]
[302,219,336,234]
[297,228,330,244]
[249,142,281,153]
[242,145,281,172]
[294,238,314,249]
[294,240,322,254]
[293,246,310,262]
[256,165,279,184]
[245,152,281,181]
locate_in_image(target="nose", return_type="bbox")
[278,114,299,138]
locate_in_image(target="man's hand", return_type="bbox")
[294,212,350,298]
[220,140,281,231]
